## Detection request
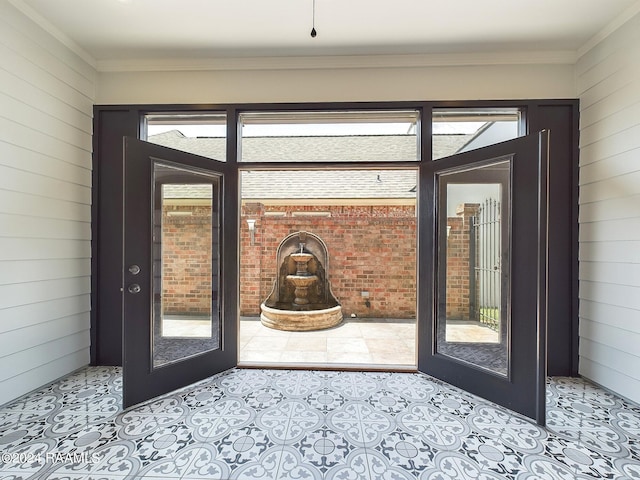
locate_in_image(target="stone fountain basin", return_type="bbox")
[290,252,314,261]
[260,303,343,331]
[286,274,318,287]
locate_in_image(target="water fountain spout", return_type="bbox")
[287,252,317,304]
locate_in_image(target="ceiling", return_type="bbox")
[18,0,640,65]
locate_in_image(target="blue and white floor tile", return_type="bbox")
[1,367,640,479]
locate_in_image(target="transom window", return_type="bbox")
[238,110,420,162]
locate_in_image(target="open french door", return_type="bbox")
[122,138,238,409]
[418,131,549,425]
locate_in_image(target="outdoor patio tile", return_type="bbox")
[280,351,329,363]
[394,324,419,338]
[239,350,283,362]
[326,338,369,354]
[402,337,417,351]
[284,336,327,352]
[162,319,211,337]
[327,352,375,364]
[364,338,412,355]
[320,322,364,337]
[370,352,416,366]
[446,323,499,343]
[359,322,411,338]
[238,320,263,334]
[243,336,290,351]
[238,318,422,366]
[245,325,291,338]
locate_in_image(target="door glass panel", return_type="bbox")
[432,108,521,160]
[153,162,221,368]
[436,160,510,376]
[145,113,227,162]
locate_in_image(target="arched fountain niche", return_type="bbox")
[261,231,343,331]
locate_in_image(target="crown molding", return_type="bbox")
[577,0,640,59]
[8,0,97,68]
[96,50,577,73]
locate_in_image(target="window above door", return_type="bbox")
[432,108,522,160]
[238,110,420,163]
[145,112,228,162]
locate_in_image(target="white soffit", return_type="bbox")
[13,0,640,71]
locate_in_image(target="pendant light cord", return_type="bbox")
[311,0,317,37]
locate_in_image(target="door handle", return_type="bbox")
[128,284,141,294]
[128,264,141,275]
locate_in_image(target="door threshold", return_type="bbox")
[237,361,417,373]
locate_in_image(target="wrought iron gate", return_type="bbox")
[470,199,501,331]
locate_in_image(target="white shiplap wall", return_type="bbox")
[577,10,640,403]
[0,1,95,405]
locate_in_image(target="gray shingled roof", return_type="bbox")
[162,170,417,200]
[241,135,419,162]
[241,170,417,199]
[152,131,471,199]
[149,130,472,162]
[151,131,226,159]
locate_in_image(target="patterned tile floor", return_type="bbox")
[1,367,640,479]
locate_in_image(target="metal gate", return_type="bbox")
[470,199,501,331]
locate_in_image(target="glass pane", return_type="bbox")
[432,108,520,160]
[239,110,420,162]
[436,160,510,376]
[153,162,221,369]
[145,113,227,161]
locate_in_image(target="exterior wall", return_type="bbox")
[576,11,640,403]
[96,64,575,105]
[446,204,479,320]
[162,206,212,315]
[241,204,418,318]
[0,2,95,405]
[162,201,477,321]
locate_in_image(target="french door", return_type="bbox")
[122,138,237,408]
[418,131,549,425]
[122,132,548,424]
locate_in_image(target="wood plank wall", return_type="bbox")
[0,1,95,405]
[576,11,640,402]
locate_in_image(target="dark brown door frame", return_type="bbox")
[91,100,579,378]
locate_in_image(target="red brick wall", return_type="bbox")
[241,204,417,318]
[445,204,479,320]
[162,205,213,315]
[160,202,475,321]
